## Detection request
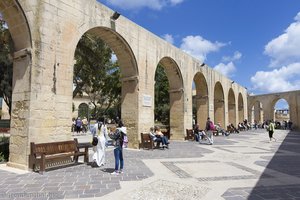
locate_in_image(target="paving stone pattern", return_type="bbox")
[0,129,299,199]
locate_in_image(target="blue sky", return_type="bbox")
[99,0,300,101]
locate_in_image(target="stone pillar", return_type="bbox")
[121,77,139,148]
[7,49,32,170]
[196,95,208,130]
[169,89,184,140]
[214,100,225,127]
[228,103,236,125]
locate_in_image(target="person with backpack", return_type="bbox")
[205,117,214,145]
[109,120,127,175]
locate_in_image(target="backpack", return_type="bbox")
[123,135,128,148]
[209,121,215,131]
[121,132,128,148]
[92,137,98,146]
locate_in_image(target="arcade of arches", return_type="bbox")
[248,91,300,128]
[1,1,298,171]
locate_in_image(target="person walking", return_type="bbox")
[268,120,276,142]
[109,121,127,175]
[205,117,214,145]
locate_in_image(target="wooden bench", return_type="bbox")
[140,133,162,150]
[140,133,154,150]
[213,130,220,136]
[29,138,88,174]
[185,129,194,140]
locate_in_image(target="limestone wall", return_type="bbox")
[1,0,248,169]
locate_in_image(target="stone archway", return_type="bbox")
[272,98,290,126]
[193,72,208,130]
[228,88,236,126]
[158,57,184,140]
[214,82,225,127]
[73,27,139,147]
[0,2,32,169]
[78,103,89,119]
[238,93,244,124]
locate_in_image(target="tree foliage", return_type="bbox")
[73,33,121,120]
[0,18,13,116]
[154,64,170,125]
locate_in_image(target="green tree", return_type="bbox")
[0,18,13,116]
[73,33,121,120]
[155,65,170,125]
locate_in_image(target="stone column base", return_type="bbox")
[6,161,29,171]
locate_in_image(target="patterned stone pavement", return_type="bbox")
[0,129,299,200]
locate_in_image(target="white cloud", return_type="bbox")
[105,0,185,10]
[161,34,174,44]
[213,51,241,77]
[169,0,184,5]
[264,12,300,67]
[222,51,242,62]
[180,35,226,62]
[295,11,300,21]
[214,62,236,77]
[250,62,300,93]
[250,12,300,94]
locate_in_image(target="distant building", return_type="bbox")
[275,109,290,121]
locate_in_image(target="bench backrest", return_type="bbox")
[185,129,194,140]
[141,132,151,142]
[31,140,78,156]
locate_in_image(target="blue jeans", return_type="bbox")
[162,136,168,145]
[114,147,123,171]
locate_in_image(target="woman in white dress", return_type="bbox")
[92,121,107,167]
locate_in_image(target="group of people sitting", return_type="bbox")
[193,118,232,145]
[227,123,240,133]
[149,126,170,149]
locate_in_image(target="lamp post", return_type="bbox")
[110,11,121,30]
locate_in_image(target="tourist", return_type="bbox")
[205,117,214,145]
[154,126,169,148]
[82,117,88,134]
[109,121,127,175]
[149,127,168,148]
[75,117,82,135]
[92,119,107,167]
[267,119,276,142]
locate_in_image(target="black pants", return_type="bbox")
[268,130,274,139]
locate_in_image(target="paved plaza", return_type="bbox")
[0,129,300,200]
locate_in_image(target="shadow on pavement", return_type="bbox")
[223,130,300,200]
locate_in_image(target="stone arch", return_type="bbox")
[238,93,245,124]
[0,1,31,51]
[271,98,290,124]
[72,27,139,147]
[193,72,208,129]
[1,2,33,169]
[157,57,184,140]
[228,88,236,126]
[214,82,225,127]
[78,103,89,119]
